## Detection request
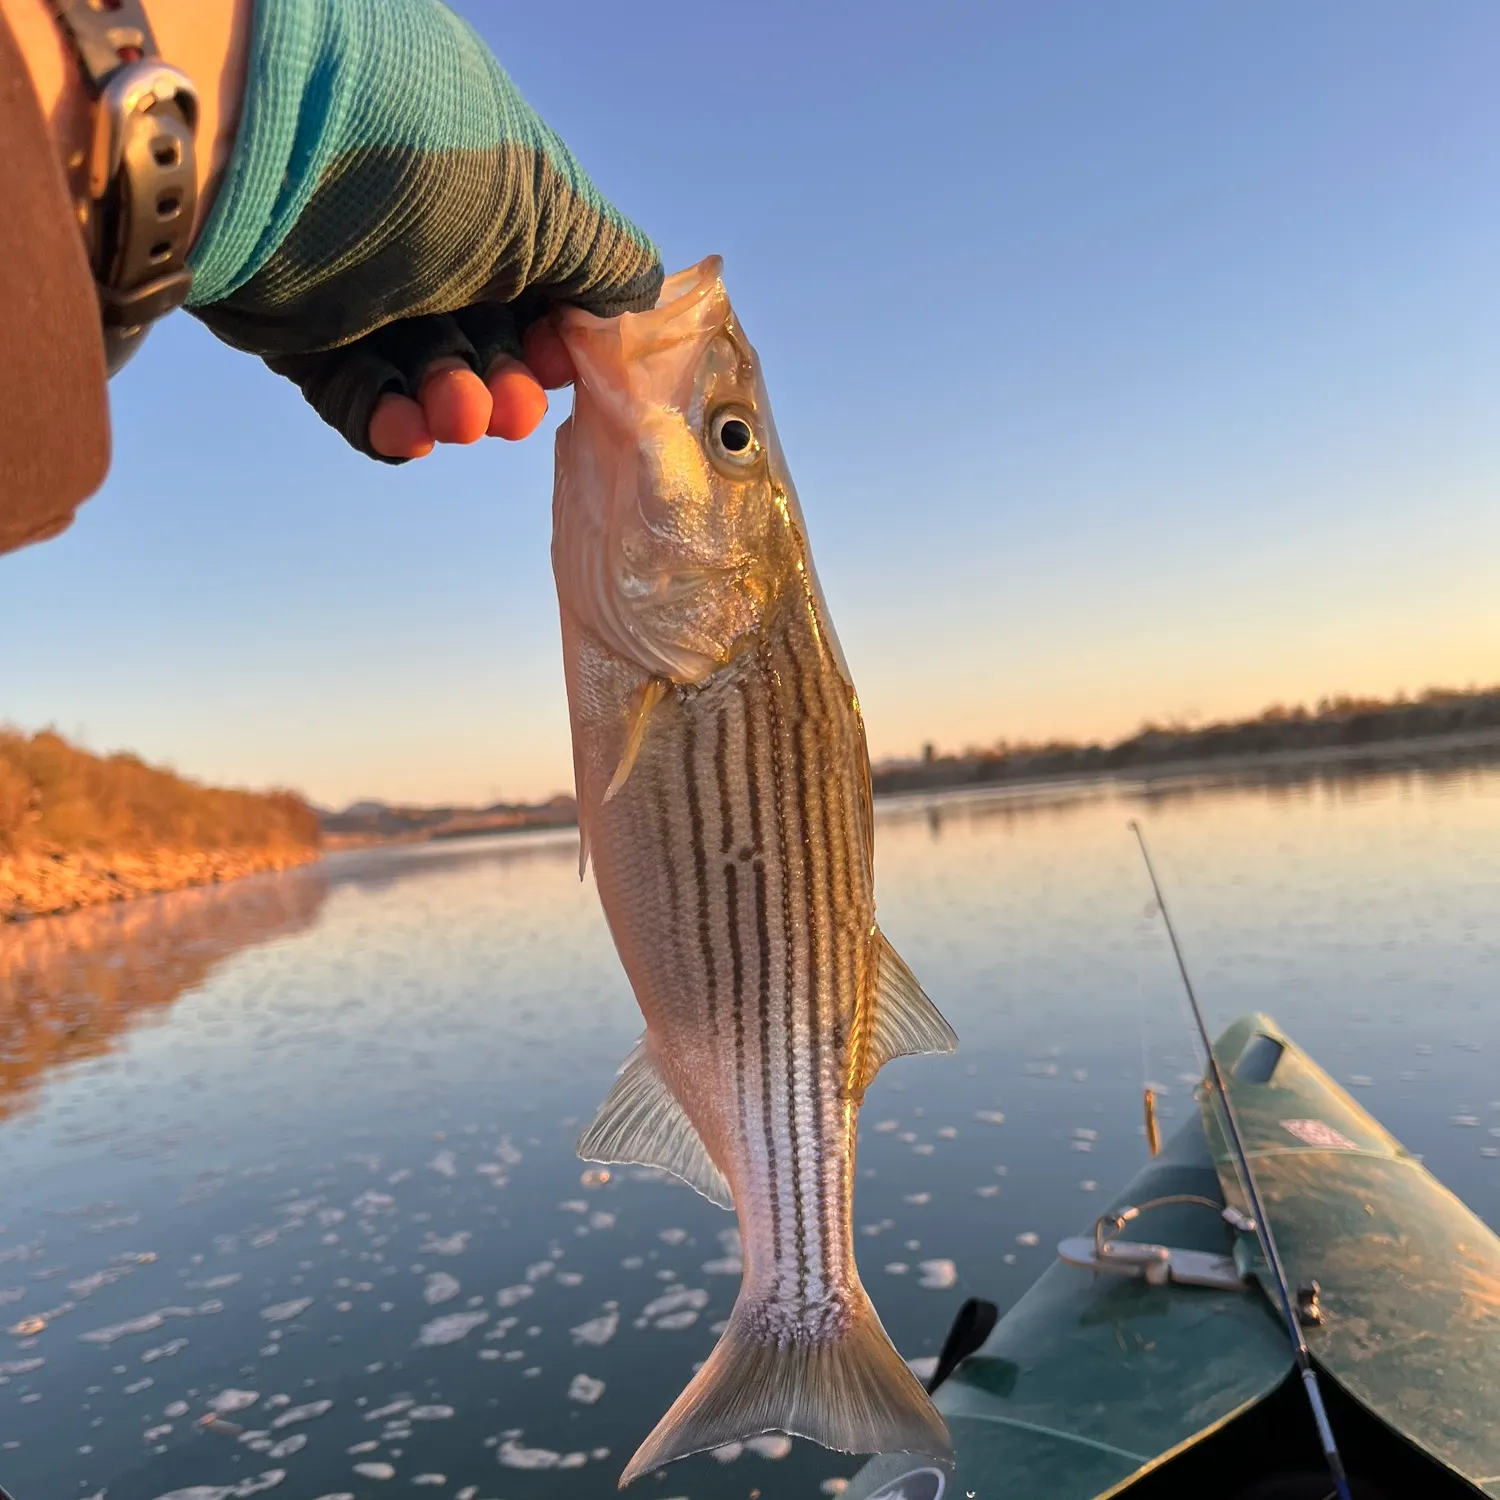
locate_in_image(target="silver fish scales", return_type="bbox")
[551,257,956,1486]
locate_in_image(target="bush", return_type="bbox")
[0,728,320,856]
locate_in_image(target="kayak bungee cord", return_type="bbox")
[1127,821,1355,1500]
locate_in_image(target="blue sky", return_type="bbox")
[2,0,1496,806]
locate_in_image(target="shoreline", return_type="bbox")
[7,726,1498,924]
[0,843,322,923]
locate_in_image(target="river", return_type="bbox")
[0,763,1495,1500]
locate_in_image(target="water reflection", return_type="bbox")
[0,865,328,1122]
[0,767,1492,1500]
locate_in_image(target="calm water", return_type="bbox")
[1,764,1497,1500]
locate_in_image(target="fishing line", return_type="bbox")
[1126,820,1354,1500]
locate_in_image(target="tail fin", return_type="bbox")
[619,1286,951,1486]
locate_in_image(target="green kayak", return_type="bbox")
[847,1015,1500,1500]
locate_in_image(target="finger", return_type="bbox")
[484,355,549,441]
[418,357,492,445]
[369,394,435,459]
[521,317,576,389]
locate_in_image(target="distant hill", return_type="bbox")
[319,794,578,845]
[873,685,1500,795]
[1,728,321,920]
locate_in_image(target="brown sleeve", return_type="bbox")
[0,9,110,557]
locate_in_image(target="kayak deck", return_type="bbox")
[847,1016,1500,1499]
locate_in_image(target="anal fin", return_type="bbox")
[577,1041,732,1210]
[863,929,958,1088]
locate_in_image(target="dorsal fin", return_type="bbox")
[577,1042,733,1210]
[862,929,958,1088]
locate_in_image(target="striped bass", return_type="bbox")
[551,257,957,1486]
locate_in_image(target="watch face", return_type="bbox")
[866,1466,947,1500]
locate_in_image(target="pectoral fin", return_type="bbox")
[863,930,958,1086]
[603,678,669,805]
[577,1041,732,1210]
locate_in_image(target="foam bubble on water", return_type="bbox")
[259,1299,312,1324]
[525,1261,555,1283]
[872,1120,900,1134]
[235,1472,287,1496]
[408,1405,455,1421]
[568,1373,605,1404]
[1016,1231,1040,1247]
[569,1310,618,1347]
[145,1424,173,1441]
[745,1434,792,1460]
[903,1192,931,1206]
[498,1439,560,1470]
[421,1232,470,1257]
[423,1274,460,1306]
[163,1399,189,1418]
[312,1495,356,1500]
[905,1355,938,1381]
[352,1463,395,1480]
[190,1274,242,1291]
[974,1185,1000,1198]
[701,1257,742,1275]
[821,1479,850,1495]
[417,1311,487,1347]
[1452,1115,1480,1128]
[555,1271,584,1287]
[411,1477,446,1487]
[495,1285,533,1309]
[0,1359,43,1376]
[642,1287,708,1323]
[588,1212,616,1230]
[558,1201,587,1215]
[658,1228,688,1245]
[348,1441,379,1454]
[142,1338,189,1363]
[271,1399,332,1428]
[125,1377,155,1395]
[937,1127,958,1139]
[885,1263,909,1276]
[918,1260,958,1289]
[429,1151,458,1179]
[1080,1179,1099,1192]
[266,1434,306,1459]
[709,1442,743,1463]
[79,1312,169,1345]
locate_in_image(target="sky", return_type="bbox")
[2,0,1497,807]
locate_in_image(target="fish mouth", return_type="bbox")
[558,256,726,343]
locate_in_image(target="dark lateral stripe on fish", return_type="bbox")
[682,716,719,1036]
[741,683,765,856]
[724,856,747,1128]
[715,709,734,856]
[752,851,781,1256]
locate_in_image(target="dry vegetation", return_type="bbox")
[0,728,319,856]
[0,728,321,919]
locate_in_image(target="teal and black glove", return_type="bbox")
[185,0,661,460]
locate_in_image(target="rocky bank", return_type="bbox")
[0,843,322,922]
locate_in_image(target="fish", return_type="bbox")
[550,256,957,1486]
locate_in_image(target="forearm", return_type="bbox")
[0,0,251,242]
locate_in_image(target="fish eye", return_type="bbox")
[707,406,761,469]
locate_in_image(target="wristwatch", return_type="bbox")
[50,0,198,374]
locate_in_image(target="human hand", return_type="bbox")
[184,0,660,462]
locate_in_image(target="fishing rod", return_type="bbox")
[1127,820,1354,1500]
